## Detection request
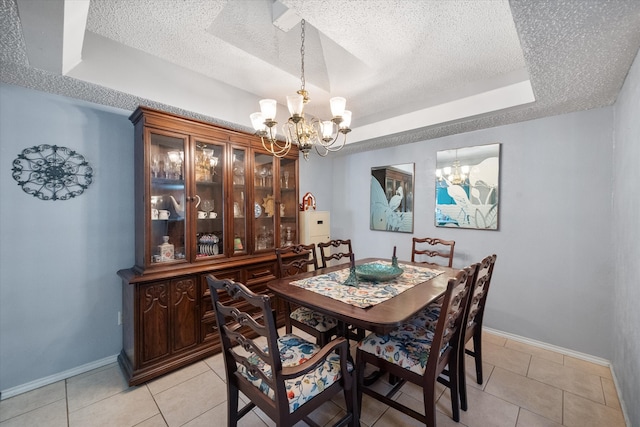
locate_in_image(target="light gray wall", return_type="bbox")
[0,83,134,391]
[612,48,640,427]
[324,107,616,359]
[1,68,637,418]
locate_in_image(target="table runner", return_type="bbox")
[289,261,444,308]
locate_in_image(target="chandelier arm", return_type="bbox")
[261,137,291,158]
[260,127,291,158]
[324,134,348,152]
[316,131,348,152]
[264,137,290,151]
[314,143,330,157]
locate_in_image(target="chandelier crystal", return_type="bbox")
[250,19,352,160]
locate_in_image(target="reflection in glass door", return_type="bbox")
[253,153,275,252]
[194,140,224,259]
[278,157,297,247]
[231,148,248,255]
[149,131,187,264]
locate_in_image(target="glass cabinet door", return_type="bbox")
[253,153,276,252]
[194,139,224,260]
[278,157,297,247]
[149,130,188,265]
[231,148,248,255]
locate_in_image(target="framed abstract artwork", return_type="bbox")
[435,143,500,230]
[370,163,414,233]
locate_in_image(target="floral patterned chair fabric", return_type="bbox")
[276,244,339,346]
[289,306,339,332]
[206,275,357,427]
[405,303,441,331]
[357,323,444,375]
[238,334,349,412]
[355,266,477,427]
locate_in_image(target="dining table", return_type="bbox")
[267,257,460,336]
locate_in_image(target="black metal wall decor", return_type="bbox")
[12,145,93,201]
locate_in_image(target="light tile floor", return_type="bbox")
[0,330,626,427]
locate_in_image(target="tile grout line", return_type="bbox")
[65,379,70,427]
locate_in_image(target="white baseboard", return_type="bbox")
[483,326,611,366]
[1,354,118,400]
[484,327,631,427]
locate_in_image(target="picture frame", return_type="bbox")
[370,163,415,233]
[435,143,500,230]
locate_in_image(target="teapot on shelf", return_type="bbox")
[169,195,200,217]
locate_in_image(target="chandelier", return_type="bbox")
[437,151,470,185]
[250,19,352,160]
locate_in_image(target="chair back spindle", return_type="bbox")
[411,237,455,267]
[318,239,353,268]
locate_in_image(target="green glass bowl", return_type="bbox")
[355,263,403,282]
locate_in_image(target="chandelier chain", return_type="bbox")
[300,19,305,92]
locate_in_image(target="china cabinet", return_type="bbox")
[118,107,300,385]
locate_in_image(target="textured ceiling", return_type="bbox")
[1,0,640,156]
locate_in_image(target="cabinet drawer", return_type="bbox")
[245,262,277,286]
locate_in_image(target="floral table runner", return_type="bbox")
[289,261,444,308]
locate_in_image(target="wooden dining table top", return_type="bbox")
[267,257,460,335]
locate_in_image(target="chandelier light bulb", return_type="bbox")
[321,121,334,139]
[250,112,266,133]
[259,99,277,121]
[340,110,352,129]
[286,94,304,116]
[330,97,346,118]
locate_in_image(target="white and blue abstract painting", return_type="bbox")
[370,163,414,233]
[435,143,500,230]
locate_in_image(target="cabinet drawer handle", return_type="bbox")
[251,270,271,278]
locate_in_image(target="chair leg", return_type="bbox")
[423,380,437,427]
[343,374,359,427]
[227,382,239,427]
[449,356,461,422]
[473,331,483,384]
[284,303,293,335]
[459,343,469,411]
[318,330,330,347]
[355,353,365,423]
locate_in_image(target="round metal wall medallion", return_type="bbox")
[12,145,93,201]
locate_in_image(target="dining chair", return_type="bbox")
[317,239,368,341]
[206,274,357,427]
[406,254,496,412]
[275,244,339,346]
[318,239,353,269]
[458,253,497,410]
[411,237,456,267]
[355,265,477,426]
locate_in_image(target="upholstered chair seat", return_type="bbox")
[238,333,349,413]
[357,324,446,376]
[289,306,339,333]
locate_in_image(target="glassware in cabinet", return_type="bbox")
[253,153,275,251]
[194,140,225,259]
[149,131,187,265]
[278,157,298,247]
[231,148,248,255]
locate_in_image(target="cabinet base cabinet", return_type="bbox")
[118,258,285,386]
